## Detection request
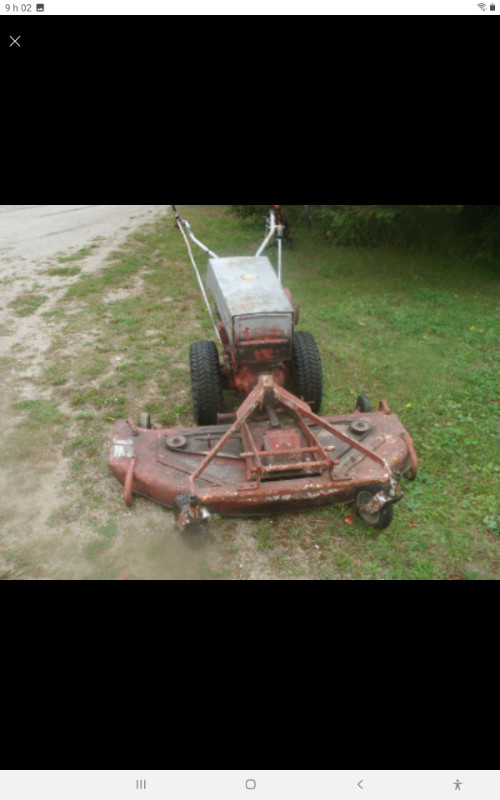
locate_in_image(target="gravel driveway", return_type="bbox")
[0,205,170,580]
[0,205,166,271]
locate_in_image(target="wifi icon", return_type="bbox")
[477,3,486,8]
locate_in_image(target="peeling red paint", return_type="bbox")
[110,375,418,521]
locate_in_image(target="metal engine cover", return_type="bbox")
[206,256,294,364]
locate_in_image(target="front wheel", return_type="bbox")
[355,484,394,530]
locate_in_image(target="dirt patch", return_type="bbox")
[0,206,179,580]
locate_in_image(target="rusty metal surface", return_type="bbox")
[233,330,291,366]
[110,375,418,519]
[124,456,136,507]
[226,362,289,398]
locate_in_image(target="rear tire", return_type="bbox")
[189,340,223,426]
[291,331,323,413]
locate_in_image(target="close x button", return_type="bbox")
[9,35,21,47]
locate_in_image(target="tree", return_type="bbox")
[231,205,500,249]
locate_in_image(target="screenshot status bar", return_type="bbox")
[1,0,494,13]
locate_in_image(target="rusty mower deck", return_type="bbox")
[110,375,418,547]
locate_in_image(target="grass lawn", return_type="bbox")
[6,205,498,580]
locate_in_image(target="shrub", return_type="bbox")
[231,205,466,246]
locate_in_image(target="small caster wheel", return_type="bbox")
[355,483,394,530]
[173,494,211,550]
[356,395,372,413]
[139,411,152,429]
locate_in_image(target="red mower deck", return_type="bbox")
[110,376,417,544]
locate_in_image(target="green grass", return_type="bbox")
[57,245,99,263]
[9,293,48,317]
[17,399,66,426]
[45,266,82,277]
[83,520,118,558]
[20,205,500,579]
[2,400,68,471]
[43,363,69,386]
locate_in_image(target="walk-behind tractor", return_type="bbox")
[109,205,418,547]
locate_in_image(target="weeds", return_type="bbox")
[46,266,82,277]
[9,293,48,317]
[57,244,99,263]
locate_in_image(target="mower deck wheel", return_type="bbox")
[139,412,152,430]
[356,395,372,413]
[355,483,394,530]
[173,494,210,550]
